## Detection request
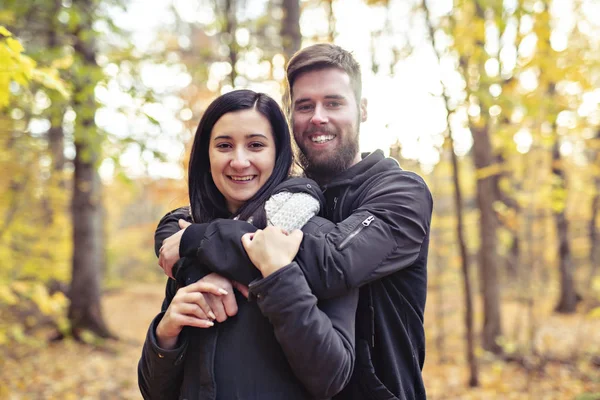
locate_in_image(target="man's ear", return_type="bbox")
[360,98,368,122]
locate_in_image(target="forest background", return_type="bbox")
[1,0,599,399]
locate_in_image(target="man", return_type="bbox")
[159,43,433,399]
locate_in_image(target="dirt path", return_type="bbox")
[1,283,165,400]
[2,283,599,399]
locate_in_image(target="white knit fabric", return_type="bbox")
[265,192,320,232]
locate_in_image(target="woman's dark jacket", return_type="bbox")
[138,178,359,400]
[171,151,433,400]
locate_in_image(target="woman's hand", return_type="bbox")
[156,280,228,350]
[199,273,240,322]
[158,219,191,279]
[241,226,303,278]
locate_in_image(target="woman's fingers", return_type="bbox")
[182,292,216,320]
[206,294,228,322]
[176,302,210,320]
[182,316,214,328]
[185,280,229,296]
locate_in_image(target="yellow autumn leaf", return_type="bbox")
[5,36,23,54]
[0,25,11,37]
[587,307,600,319]
[51,54,74,70]
[31,68,69,99]
[0,285,17,305]
[11,281,31,296]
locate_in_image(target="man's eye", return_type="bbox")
[296,104,313,111]
[327,101,342,107]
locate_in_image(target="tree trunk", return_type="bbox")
[69,145,112,338]
[472,124,503,354]
[67,1,113,339]
[588,129,600,289]
[552,141,577,313]
[280,0,301,61]
[324,0,336,42]
[506,236,520,280]
[421,0,478,384]
[42,0,66,226]
[224,0,238,86]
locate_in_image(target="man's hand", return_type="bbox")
[241,226,303,277]
[158,219,191,279]
[199,273,239,322]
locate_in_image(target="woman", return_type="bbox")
[138,90,358,400]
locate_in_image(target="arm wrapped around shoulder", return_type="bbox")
[265,192,320,232]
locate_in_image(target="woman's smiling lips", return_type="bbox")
[228,175,257,183]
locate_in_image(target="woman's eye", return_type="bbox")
[249,142,266,149]
[216,143,232,149]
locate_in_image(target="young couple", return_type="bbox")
[138,44,433,400]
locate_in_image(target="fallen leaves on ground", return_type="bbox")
[1,284,599,399]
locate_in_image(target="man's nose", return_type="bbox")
[230,150,251,169]
[310,104,328,125]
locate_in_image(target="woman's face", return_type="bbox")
[209,108,276,214]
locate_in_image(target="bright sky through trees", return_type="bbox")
[96,0,600,180]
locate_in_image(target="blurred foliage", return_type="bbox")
[0,0,599,398]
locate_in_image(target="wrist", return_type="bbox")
[156,321,179,350]
[260,259,291,278]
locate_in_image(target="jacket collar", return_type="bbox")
[322,149,390,191]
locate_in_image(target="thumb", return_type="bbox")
[179,219,192,229]
[241,232,253,250]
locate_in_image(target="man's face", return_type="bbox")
[291,68,367,181]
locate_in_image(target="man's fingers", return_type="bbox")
[232,281,249,300]
[179,219,191,229]
[221,290,239,316]
[158,254,174,279]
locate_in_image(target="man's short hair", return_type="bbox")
[285,43,362,112]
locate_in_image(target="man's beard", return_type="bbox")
[296,127,359,186]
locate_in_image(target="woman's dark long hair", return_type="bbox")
[188,89,293,228]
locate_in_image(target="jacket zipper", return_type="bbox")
[337,215,374,250]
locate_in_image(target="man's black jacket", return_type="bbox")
[176,150,433,400]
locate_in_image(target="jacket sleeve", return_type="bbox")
[249,262,358,399]
[138,280,188,400]
[155,208,212,281]
[155,207,190,257]
[194,170,432,298]
[294,171,433,298]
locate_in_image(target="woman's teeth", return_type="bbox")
[230,176,254,181]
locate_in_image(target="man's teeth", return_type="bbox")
[230,176,254,181]
[311,135,335,143]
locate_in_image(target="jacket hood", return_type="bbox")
[274,177,326,209]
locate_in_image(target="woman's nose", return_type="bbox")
[230,151,251,169]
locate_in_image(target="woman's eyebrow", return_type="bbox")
[213,133,268,140]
